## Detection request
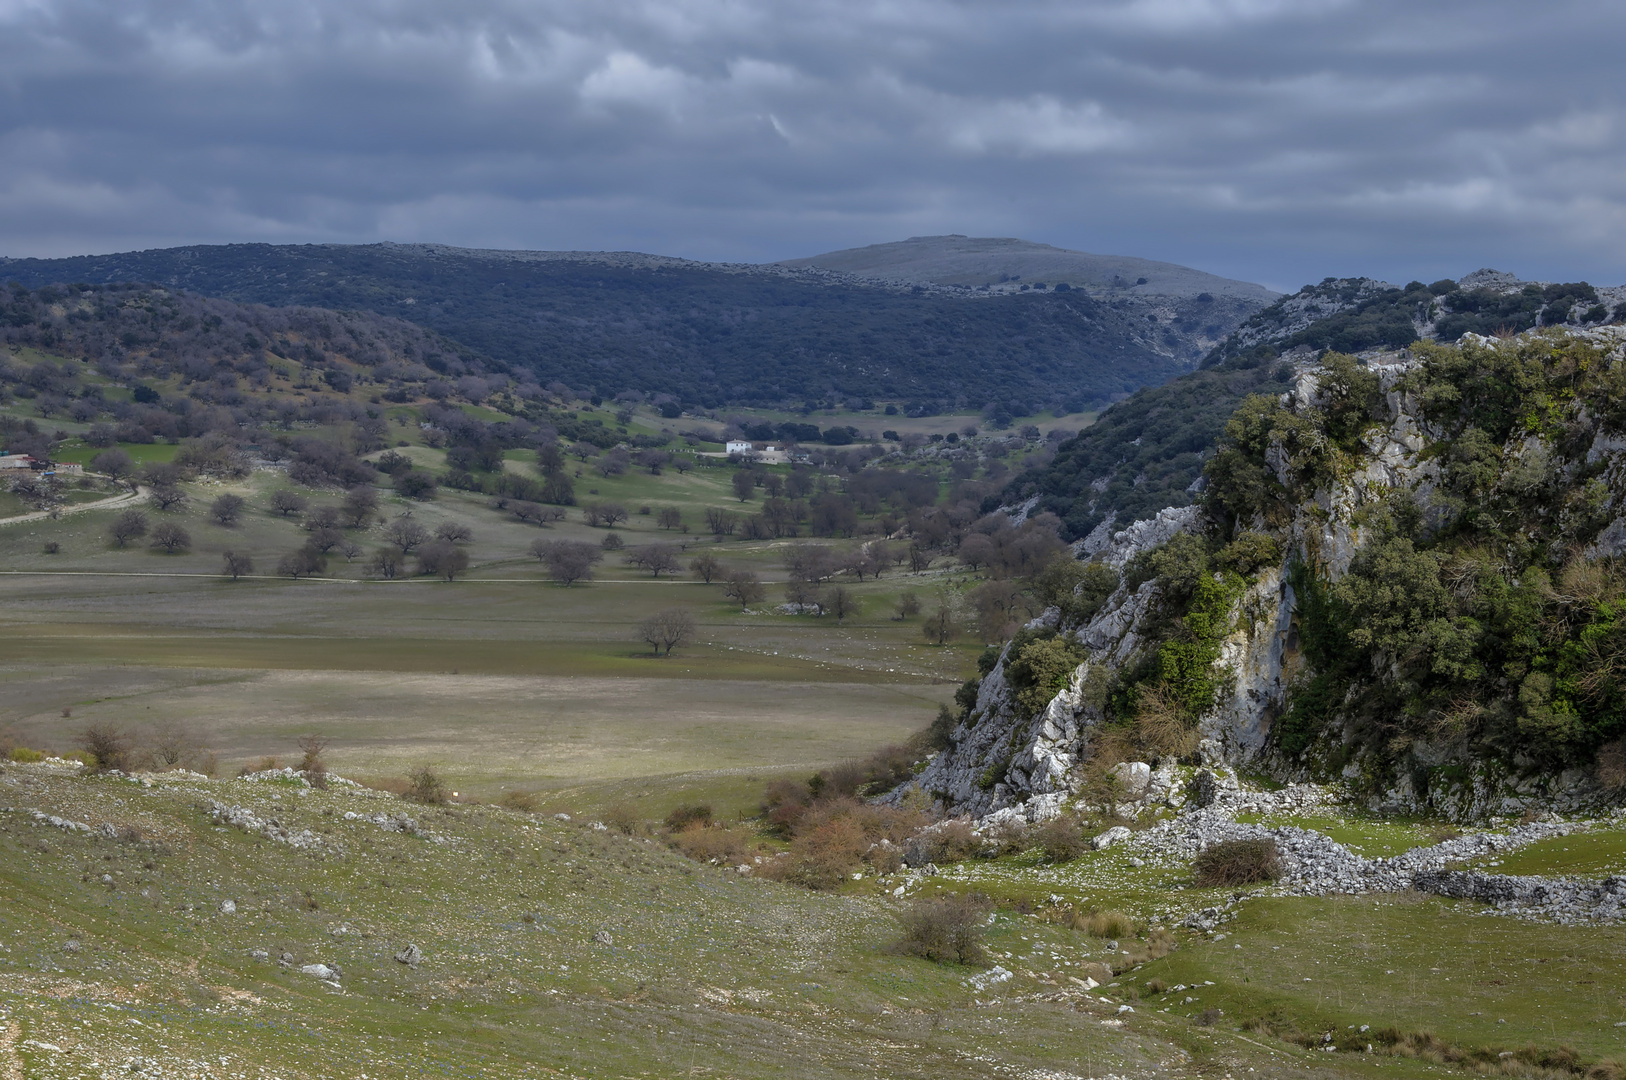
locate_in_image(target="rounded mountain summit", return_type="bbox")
[780,234,1278,302]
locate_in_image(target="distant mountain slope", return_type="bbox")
[0,241,1220,413]
[781,234,1277,302]
[1006,270,1626,541]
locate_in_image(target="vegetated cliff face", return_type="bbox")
[896,326,1626,822]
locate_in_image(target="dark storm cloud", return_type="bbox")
[1,0,1623,288]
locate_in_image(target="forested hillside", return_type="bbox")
[0,243,1201,415]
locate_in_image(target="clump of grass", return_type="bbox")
[1076,908,1136,939]
[9,747,44,763]
[891,893,991,966]
[1143,978,1167,994]
[1193,838,1281,887]
[1032,816,1088,862]
[406,765,449,805]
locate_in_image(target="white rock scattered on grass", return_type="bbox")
[300,963,338,980]
[219,900,236,915]
[251,950,269,962]
[593,930,613,946]
[394,944,423,967]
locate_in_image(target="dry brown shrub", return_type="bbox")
[670,827,750,865]
[783,815,869,889]
[406,765,450,805]
[1076,909,1136,939]
[77,724,129,773]
[602,802,643,835]
[891,893,991,965]
[1132,684,1201,760]
[981,818,1030,857]
[1193,838,1281,887]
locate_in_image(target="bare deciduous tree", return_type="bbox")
[384,518,429,554]
[530,539,602,585]
[222,550,254,580]
[367,548,405,579]
[824,585,861,624]
[638,607,697,656]
[722,570,766,611]
[656,507,683,530]
[109,509,149,548]
[150,521,191,553]
[689,551,721,583]
[210,493,245,526]
[626,544,681,578]
[417,540,470,581]
[435,522,473,544]
[270,489,308,517]
[341,486,379,528]
[149,484,187,512]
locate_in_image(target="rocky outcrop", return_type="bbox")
[890,328,1626,823]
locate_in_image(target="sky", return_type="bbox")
[1,0,1624,293]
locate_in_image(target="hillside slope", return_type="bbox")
[0,242,1234,414]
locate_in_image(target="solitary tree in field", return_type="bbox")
[638,607,697,656]
[657,507,683,530]
[731,470,755,502]
[210,493,246,526]
[109,509,149,548]
[689,551,721,583]
[222,551,254,580]
[721,569,766,611]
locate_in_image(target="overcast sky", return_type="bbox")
[2,0,1623,292]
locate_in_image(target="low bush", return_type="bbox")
[1032,817,1088,862]
[891,893,991,966]
[406,765,450,805]
[77,724,129,773]
[9,748,44,763]
[1193,837,1281,886]
[602,802,643,835]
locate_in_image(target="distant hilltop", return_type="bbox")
[779,235,1279,303]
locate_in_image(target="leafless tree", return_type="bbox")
[638,607,697,656]
[210,493,246,526]
[277,544,326,579]
[78,724,129,772]
[367,548,405,579]
[149,484,187,512]
[384,518,429,554]
[531,539,602,585]
[689,551,721,583]
[435,522,473,544]
[721,570,765,610]
[637,449,671,474]
[657,507,683,530]
[704,507,738,536]
[824,585,861,624]
[627,544,681,578]
[417,541,470,581]
[222,550,254,580]
[150,521,191,553]
[922,604,957,645]
[91,449,135,486]
[109,509,149,548]
[731,470,755,502]
[341,486,379,527]
[270,489,308,517]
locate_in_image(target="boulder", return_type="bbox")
[1111,761,1152,799]
[300,963,339,981]
[394,943,423,968]
[1093,825,1131,850]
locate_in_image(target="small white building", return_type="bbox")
[0,454,35,470]
[725,440,754,455]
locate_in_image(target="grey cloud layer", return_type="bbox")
[2,0,1623,288]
